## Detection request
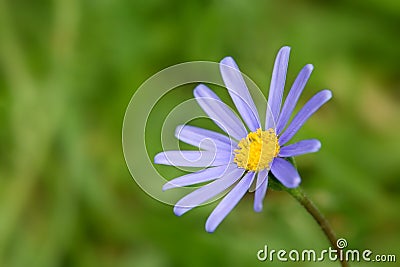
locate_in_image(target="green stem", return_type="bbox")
[286,186,349,267]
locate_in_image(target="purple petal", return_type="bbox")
[194,84,248,140]
[220,57,260,132]
[279,90,332,145]
[254,169,269,212]
[276,64,313,134]
[173,166,244,216]
[163,164,233,191]
[265,46,291,129]
[279,139,321,157]
[270,158,301,188]
[205,172,255,232]
[154,150,231,167]
[175,124,236,152]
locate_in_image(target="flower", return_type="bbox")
[154,46,332,232]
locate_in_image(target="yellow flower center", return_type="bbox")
[233,128,280,172]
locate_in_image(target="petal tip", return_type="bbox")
[305,64,314,71]
[153,153,164,164]
[254,204,263,213]
[287,177,301,188]
[205,221,216,233]
[220,56,235,65]
[193,84,210,97]
[162,183,172,191]
[279,46,291,54]
[173,206,185,216]
[315,140,322,151]
[174,124,184,139]
[323,89,333,100]
[193,83,203,92]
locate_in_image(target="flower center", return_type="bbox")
[233,128,280,172]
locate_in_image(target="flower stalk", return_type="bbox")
[285,186,349,267]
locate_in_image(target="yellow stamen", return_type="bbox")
[234,128,280,172]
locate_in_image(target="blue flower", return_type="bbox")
[154,46,332,232]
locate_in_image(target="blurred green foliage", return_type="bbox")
[0,0,399,266]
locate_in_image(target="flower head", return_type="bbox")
[154,46,332,232]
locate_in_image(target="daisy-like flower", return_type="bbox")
[154,46,332,232]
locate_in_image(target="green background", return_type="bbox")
[0,0,399,266]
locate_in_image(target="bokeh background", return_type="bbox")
[0,0,399,266]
